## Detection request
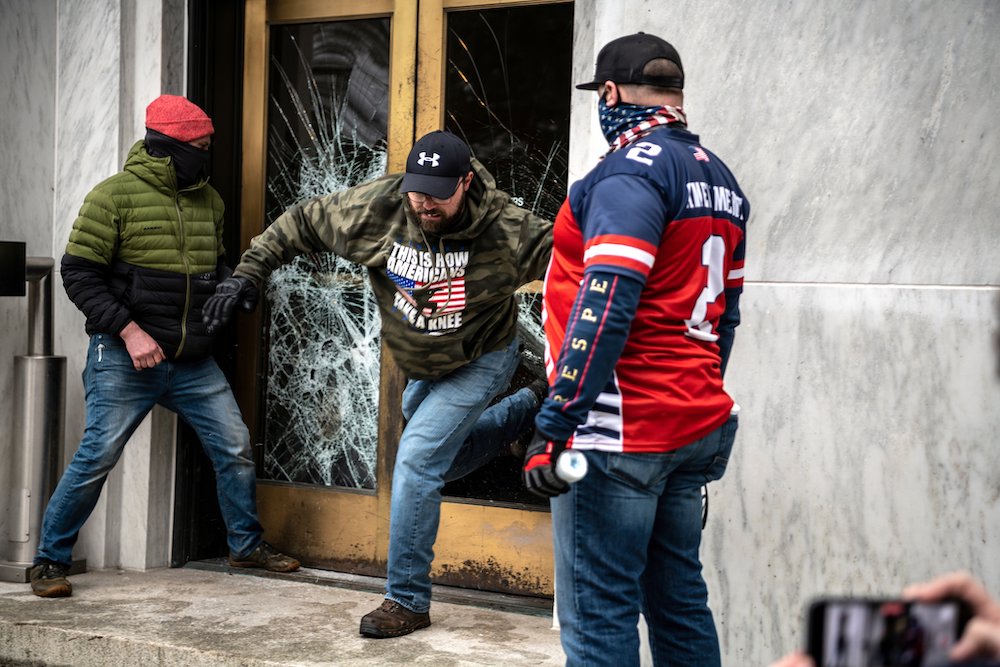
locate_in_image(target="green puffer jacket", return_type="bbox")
[62,140,226,360]
[235,159,553,380]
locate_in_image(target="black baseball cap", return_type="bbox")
[400,131,472,199]
[576,32,684,91]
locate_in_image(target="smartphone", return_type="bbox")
[806,596,972,667]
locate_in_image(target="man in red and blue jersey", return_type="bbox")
[522,33,749,666]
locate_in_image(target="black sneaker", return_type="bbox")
[29,562,72,598]
[360,599,431,638]
[228,541,300,572]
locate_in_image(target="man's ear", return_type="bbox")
[603,81,620,107]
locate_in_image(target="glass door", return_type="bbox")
[417,0,573,595]
[236,0,573,597]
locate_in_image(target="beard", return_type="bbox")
[405,196,466,234]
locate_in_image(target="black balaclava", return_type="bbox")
[144,128,210,189]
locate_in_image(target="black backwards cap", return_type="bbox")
[576,32,684,91]
[400,131,472,200]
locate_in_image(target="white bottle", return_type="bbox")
[555,450,588,484]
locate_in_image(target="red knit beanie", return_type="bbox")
[145,94,214,142]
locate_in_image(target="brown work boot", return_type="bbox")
[228,541,300,572]
[360,599,431,638]
[29,562,72,598]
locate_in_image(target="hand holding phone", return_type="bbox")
[806,596,972,667]
[904,571,1000,663]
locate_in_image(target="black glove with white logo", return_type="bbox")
[203,276,259,333]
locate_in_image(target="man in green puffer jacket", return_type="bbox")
[29,95,299,599]
[204,130,553,639]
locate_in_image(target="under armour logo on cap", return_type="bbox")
[401,131,472,200]
[417,152,440,168]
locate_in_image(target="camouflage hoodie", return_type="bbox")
[235,159,552,380]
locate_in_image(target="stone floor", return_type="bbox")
[0,564,564,667]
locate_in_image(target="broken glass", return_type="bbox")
[262,19,389,489]
[258,5,573,502]
[441,4,573,504]
[444,4,573,223]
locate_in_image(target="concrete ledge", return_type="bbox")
[0,622,288,667]
[186,558,554,617]
[0,567,564,666]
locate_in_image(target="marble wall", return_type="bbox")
[0,0,58,557]
[1,0,185,572]
[571,1,1000,665]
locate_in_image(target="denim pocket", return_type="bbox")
[91,337,130,373]
[606,452,673,492]
[703,455,730,483]
[702,414,739,483]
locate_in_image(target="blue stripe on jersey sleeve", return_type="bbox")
[535,269,645,442]
[577,174,669,254]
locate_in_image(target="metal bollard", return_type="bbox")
[0,257,69,582]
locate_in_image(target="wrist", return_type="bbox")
[535,410,577,445]
[526,430,567,461]
[537,429,570,450]
[119,321,141,340]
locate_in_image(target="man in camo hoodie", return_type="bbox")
[204,130,552,638]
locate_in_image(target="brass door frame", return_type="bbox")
[236,0,567,595]
[412,0,570,595]
[237,0,416,575]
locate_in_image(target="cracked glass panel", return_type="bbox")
[441,3,573,504]
[261,19,390,489]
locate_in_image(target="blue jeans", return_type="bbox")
[385,338,535,612]
[35,334,264,567]
[551,413,739,667]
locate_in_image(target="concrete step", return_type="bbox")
[0,565,563,666]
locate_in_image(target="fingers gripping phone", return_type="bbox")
[807,597,972,667]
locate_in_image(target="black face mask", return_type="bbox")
[145,129,210,188]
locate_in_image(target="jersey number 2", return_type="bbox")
[685,235,725,342]
[625,141,661,166]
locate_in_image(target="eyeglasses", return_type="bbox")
[407,179,464,204]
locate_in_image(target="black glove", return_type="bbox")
[522,430,571,498]
[203,276,259,333]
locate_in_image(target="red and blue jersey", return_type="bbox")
[535,126,748,453]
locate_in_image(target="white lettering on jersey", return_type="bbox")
[686,181,744,220]
[684,235,726,342]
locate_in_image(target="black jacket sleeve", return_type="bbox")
[61,253,132,336]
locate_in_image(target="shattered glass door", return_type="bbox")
[243,0,572,596]
[439,3,573,505]
[261,19,390,489]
